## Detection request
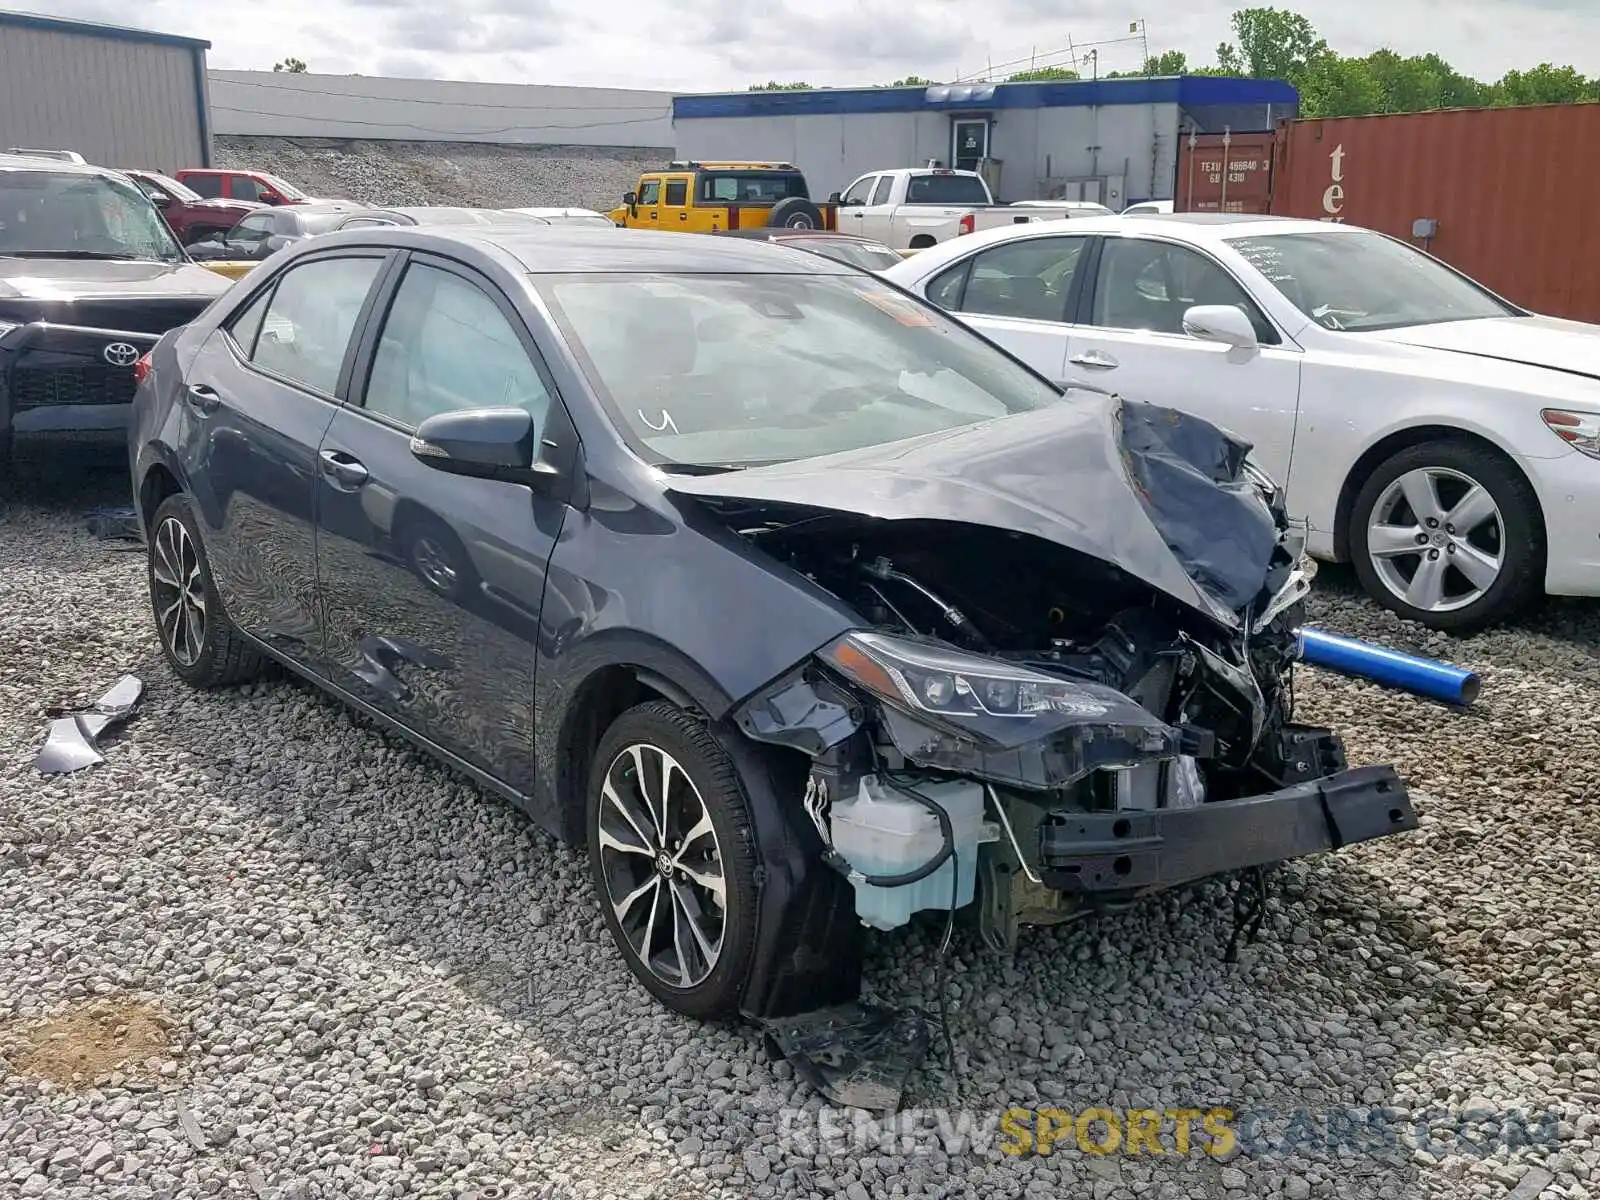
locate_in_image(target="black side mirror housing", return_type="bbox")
[623,191,637,206]
[149,192,171,209]
[410,407,561,490]
[827,191,843,204]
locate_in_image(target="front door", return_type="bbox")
[632,176,663,228]
[1065,234,1303,481]
[174,251,391,670]
[313,252,567,789]
[952,119,989,173]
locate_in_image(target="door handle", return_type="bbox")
[184,384,221,415]
[1068,349,1120,370]
[318,448,369,489]
[678,213,688,221]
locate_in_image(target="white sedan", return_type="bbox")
[883,214,1600,631]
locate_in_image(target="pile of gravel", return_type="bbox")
[212,136,665,214]
[2,464,1598,1199]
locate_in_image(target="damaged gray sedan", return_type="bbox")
[128,227,1415,1091]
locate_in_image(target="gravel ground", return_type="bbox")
[212,136,665,214]
[3,462,1599,1200]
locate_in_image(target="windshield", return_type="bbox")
[536,271,1062,468]
[785,238,902,272]
[1227,230,1517,332]
[905,174,990,205]
[0,169,184,261]
[259,173,308,200]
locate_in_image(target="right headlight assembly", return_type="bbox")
[817,630,1185,788]
[819,630,1119,721]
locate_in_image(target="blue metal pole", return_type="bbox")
[1296,627,1481,706]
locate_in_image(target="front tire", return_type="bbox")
[1349,439,1542,632]
[147,494,266,688]
[586,701,762,1020]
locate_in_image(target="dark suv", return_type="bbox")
[0,153,231,466]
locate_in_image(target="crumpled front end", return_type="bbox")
[717,398,1414,952]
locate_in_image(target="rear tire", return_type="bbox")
[1349,438,1542,633]
[148,494,267,688]
[768,197,823,230]
[586,701,763,1020]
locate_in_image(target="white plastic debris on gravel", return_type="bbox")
[3,466,1599,1200]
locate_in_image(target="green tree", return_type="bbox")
[887,75,937,86]
[273,57,307,73]
[1491,63,1597,106]
[1006,66,1079,82]
[747,81,813,91]
[1216,7,1327,83]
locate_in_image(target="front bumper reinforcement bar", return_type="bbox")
[1037,765,1415,893]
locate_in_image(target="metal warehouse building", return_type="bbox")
[0,10,211,173]
[673,75,1297,210]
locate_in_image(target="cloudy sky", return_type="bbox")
[29,0,1600,90]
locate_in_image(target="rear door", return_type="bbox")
[659,173,696,230]
[174,249,392,671]
[918,232,1093,387]
[1065,233,1303,480]
[312,252,571,789]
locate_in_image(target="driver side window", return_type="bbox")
[841,176,875,205]
[637,179,661,205]
[363,263,555,437]
[1091,238,1278,344]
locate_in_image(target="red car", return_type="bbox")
[119,169,268,246]
[173,168,312,207]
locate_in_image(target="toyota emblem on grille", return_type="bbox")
[103,342,140,367]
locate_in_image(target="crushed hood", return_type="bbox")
[1367,315,1600,381]
[664,396,1282,627]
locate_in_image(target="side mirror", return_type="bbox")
[827,191,843,204]
[261,193,284,206]
[622,191,637,206]
[1182,304,1259,351]
[410,407,561,488]
[262,234,292,253]
[149,191,171,209]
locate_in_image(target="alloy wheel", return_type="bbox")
[1365,466,1505,614]
[595,742,726,989]
[151,516,207,665]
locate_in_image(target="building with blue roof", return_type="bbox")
[671,75,1297,209]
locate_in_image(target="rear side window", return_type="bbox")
[699,172,808,203]
[244,256,385,394]
[664,179,688,206]
[225,287,271,357]
[946,237,1086,323]
[184,173,223,199]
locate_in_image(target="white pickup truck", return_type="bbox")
[828,167,1081,250]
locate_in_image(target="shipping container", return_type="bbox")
[1174,130,1274,213]
[1267,104,1600,323]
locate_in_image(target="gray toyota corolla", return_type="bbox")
[128,225,1415,1090]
